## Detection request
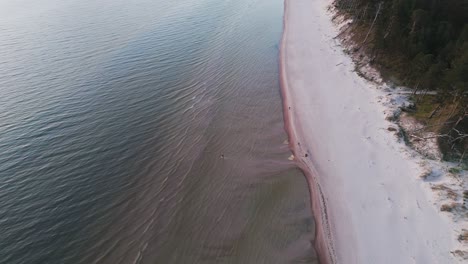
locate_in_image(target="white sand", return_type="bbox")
[280,0,460,263]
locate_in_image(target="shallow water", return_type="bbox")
[0,0,317,263]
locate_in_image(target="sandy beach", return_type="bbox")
[280,0,460,263]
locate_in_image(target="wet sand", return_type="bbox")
[280,1,335,263]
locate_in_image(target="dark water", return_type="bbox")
[0,0,317,263]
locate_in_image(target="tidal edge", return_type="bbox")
[279,1,336,263]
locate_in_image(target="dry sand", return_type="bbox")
[280,0,459,263]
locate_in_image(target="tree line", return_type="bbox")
[336,0,467,93]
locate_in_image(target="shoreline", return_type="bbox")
[279,1,336,263]
[280,0,460,263]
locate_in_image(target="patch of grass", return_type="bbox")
[449,167,462,174]
[397,124,411,146]
[458,230,468,242]
[440,203,458,212]
[407,95,464,133]
[419,169,432,180]
[409,95,439,121]
[452,249,468,259]
[407,94,467,162]
[432,184,459,200]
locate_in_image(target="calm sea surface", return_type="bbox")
[0,0,317,263]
